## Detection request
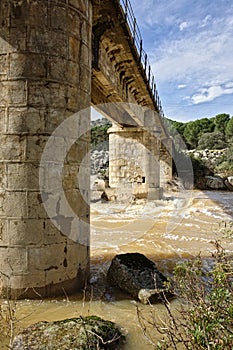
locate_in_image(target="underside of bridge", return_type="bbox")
[92,0,172,200]
[0,0,172,298]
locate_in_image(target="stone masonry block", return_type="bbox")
[25,135,49,161]
[27,191,48,219]
[67,60,80,84]
[2,191,27,218]
[28,1,49,29]
[9,272,46,290]
[0,37,12,55]
[0,54,8,77]
[48,56,69,82]
[44,109,70,133]
[0,135,26,161]
[79,62,91,91]
[7,107,45,134]
[0,108,6,133]
[81,18,91,45]
[27,243,68,272]
[0,219,8,245]
[0,162,7,190]
[81,42,91,67]
[28,81,67,108]
[0,81,27,106]
[43,219,68,245]
[68,0,88,16]
[8,219,43,246]
[50,5,67,31]
[68,36,81,62]
[45,269,75,286]
[7,162,40,190]
[27,29,68,57]
[66,242,89,269]
[0,247,27,274]
[9,53,46,79]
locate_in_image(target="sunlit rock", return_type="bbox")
[13,316,125,350]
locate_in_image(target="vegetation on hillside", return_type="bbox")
[92,113,233,152]
[167,113,232,150]
[166,113,233,180]
[91,119,111,151]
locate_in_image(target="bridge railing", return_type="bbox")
[119,0,164,117]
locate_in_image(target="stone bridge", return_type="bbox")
[0,0,172,298]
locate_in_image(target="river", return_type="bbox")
[1,190,233,349]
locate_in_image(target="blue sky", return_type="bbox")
[130,0,233,121]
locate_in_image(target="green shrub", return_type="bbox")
[137,242,233,350]
[216,146,233,175]
[197,131,227,150]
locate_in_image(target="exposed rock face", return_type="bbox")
[91,149,109,176]
[185,149,233,190]
[187,149,227,171]
[107,253,171,304]
[13,316,125,350]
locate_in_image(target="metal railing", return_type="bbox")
[119,0,164,117]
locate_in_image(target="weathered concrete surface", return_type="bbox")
[0,0,92,298]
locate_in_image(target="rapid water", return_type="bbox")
[1,190,233,350]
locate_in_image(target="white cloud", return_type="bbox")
[200,14,212,27]
[178,84,186,89]
[151,15,233,87]
[191,85,233,104]
[131,0,233,119]
[179,21,189,31]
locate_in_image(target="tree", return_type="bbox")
[214,113,230,134]
[197,131,227,150]
[183,118,214,149]
[226,117,233,141]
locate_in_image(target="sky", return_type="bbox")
[129,0,233,122]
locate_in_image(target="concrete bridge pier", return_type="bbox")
[0,0,92,298]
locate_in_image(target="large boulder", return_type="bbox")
[107,253,171,304]
[13,316,125,350]
[205,176,226,190]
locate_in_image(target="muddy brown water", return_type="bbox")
[1,190,233,349]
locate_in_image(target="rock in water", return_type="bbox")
[107,253,171,304]
[13,316,125,350]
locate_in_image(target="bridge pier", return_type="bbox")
[108,123,162,200]
[160,138,173,187]
[0,0,92,298]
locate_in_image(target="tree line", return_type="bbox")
[166,113,233,150]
